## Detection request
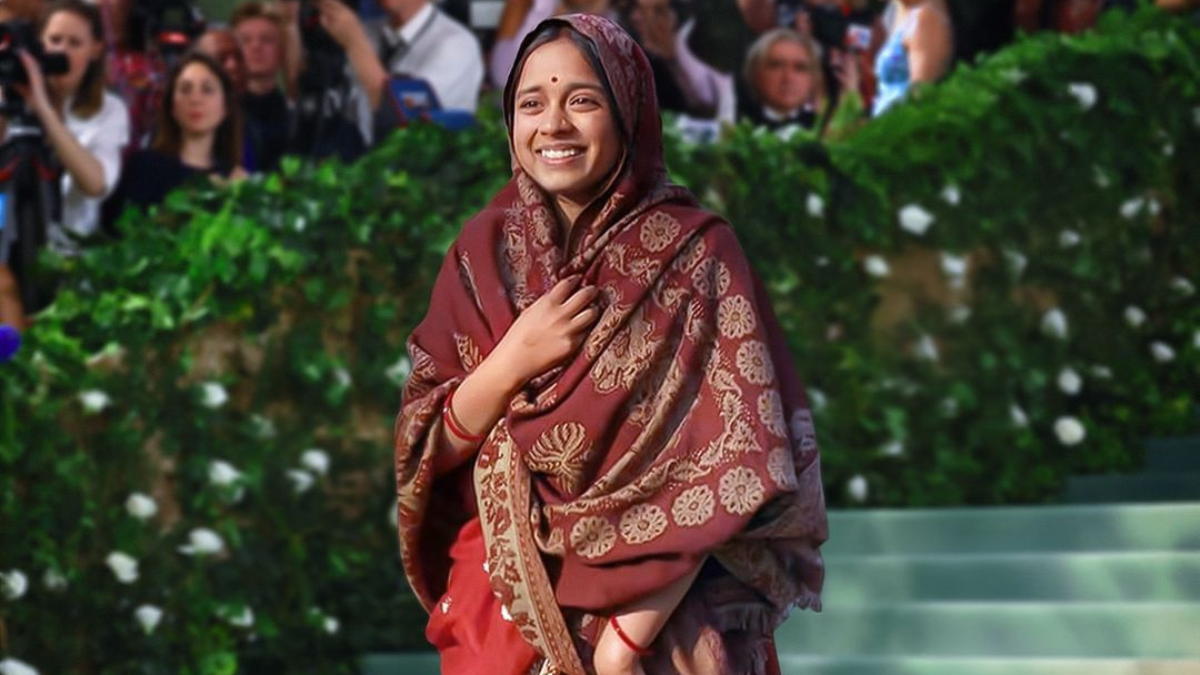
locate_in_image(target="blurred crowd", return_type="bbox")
[0,0,1195,330]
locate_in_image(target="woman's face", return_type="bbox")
[755,39,816,113]
[512,36,622,221]
[41,10,103,97]
[173,62,227,138]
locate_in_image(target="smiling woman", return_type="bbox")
[394,14,826,675]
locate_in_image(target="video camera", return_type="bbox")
[129,0,206,57]
[776,1,872,53]
[0,20,68,116]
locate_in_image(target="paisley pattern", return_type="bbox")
[395,14,826,675]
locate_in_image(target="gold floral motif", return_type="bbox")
[592,306,660,394]
[757,390,787,438]
[719,467,765,515]
[569,516,617,559]
[526,422,594,495]
[676,236,708,272]
[767,446,797,489]
[717,294,756,339]
[639,212,682,253]
[671,485,715,527]
[619,504,668,544]
[735,340,776,386]
[691,259,731,299]
[454,333,483,371]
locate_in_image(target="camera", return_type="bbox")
[0,20,68,87]
[129,0,206,57]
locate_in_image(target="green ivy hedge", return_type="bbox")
[2,8,1198,674]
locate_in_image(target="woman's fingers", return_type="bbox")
[561,283,599,315]
[548,274,583,302]
[567,305,600,332]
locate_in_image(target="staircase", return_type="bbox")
[363,435,1200,675]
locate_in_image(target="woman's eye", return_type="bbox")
[519,99,541,110]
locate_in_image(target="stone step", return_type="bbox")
[1061,475,1200,504]
[823,551,1200,603]
[361,652,438,675]
[825,503,1200,556]
[776,656,1200,675]
[774,602,1200,658]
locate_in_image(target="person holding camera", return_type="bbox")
[6,0,130,255]
[313,0,483,146]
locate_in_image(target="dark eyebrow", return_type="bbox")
[516,82,605,97]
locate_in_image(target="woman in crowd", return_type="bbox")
[9,0,129,255]
[395,14,825,675]
[741,27,862,136]
[872,0,953,115]
[104,52,244,227]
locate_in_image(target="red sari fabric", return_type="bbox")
[395,14,827,675]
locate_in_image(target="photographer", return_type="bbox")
[312,0,483,146]
[4,0,129,255]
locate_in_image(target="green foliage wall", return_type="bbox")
[1,9,1197,674]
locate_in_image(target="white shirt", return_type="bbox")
[54,91,129,254]
[356,4,484,143]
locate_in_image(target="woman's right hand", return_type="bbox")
[489,275,601,389]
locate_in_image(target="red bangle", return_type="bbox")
[443,387,486,443]
[608,615,653,657]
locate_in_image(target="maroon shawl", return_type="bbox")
[395,14,826,675]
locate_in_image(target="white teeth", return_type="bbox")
[541,148,580,159]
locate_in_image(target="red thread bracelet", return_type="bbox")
[608,615,653,657]
[442,387,486,443]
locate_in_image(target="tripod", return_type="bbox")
[0,96,63,316]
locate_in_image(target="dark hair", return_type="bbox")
[40,0,107,118]
[504,21,629,146]
[152,51,243,170]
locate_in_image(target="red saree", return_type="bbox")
[395,14,826,675]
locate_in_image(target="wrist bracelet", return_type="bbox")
[442,387,486,443]
[608,615,653,657]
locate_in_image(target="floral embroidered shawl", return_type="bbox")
[395,14,826,675]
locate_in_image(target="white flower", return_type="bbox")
[1000,67,1026,84]
[1162,141,1174,157]
[939,397,959,418]
[0,658,39,675]
[78,390,111,414]
[1010,404,1029,428]
[105,552,139,584]
[226,606,254,628]
[807,388,827,413]
[1148,198,1161,216]
[1150,342,1175,363]
[250,414,277,439]
[1120,197,1146,220]
[1092,165,1110,188]
[1,570,28,600]
[1054,416,1086,446]
[863,255,890,278]
[1067,82,1097,110]
[1004,249,1028,278]
[1194,330,1200,349]
[898,204,935,236]
[806,193,824,218]
[323,616,340,634]
[1090,365,1113,380]
[42,568,67,592]
[815,256,830,267]
[332,367,352,389]
[301,449,330,476]
[385,355,412,386]
[940,252,969,288]
[1058,230,1081,247]
[178,528,225,556]
[208,460,242,487]
[1171,277,1195,296]
[199,382,229,409]
[1041,308,1069,340]
[125,493,158,521]
[947,305,972,324]
[940,185,961,206]
[880,440,905,457]
[847,475,869,503]
[1058,367,1083,396]
[914,335,939,362]
[135,605,163,634]
[1124,306,1147,328]
[287,469,315,494]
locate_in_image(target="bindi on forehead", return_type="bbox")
[551,76,559,83]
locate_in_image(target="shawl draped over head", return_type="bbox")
[395,14,826,675]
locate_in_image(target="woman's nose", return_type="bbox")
[539,106,570,134]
